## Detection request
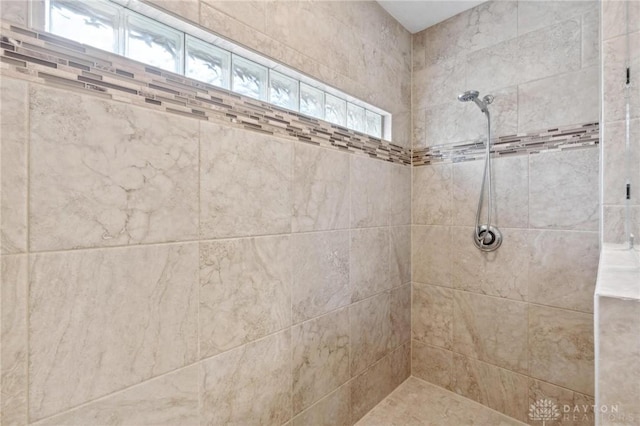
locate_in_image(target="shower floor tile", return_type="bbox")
[356,377,527,426]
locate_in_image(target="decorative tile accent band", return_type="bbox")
[0,22,411,165]
[413,122,599,166]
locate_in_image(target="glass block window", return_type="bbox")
[49,0,119,53]
[232,55,268,101]
[300,83,324,120]
[42,0,389,139]
[269,71,298,111]
[325,93,346,126]
[186,35,230,89]
[125,14,183,73]
[347,103,365,133]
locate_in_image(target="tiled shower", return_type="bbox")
[0,1,637,426]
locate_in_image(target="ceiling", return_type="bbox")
[377,1,487,34]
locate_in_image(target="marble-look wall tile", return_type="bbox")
[529,230,599,313]
[413,163,452,225]
[351,227,390,302]
[529,379,595,426]
[200,122,292,239]
[582,7,600,68]
[413,54,466,111]
[390,284,411,349]
[0,77,28,254]
[465,38,519,94]
[603,119,640,205]
[597,296,640,423]
[1,255,28,426]
[350,155,389,228]
[32,366,199,426]
[412,282,453,349]
[29,243,199,421]
[603,31,640,123]
[29,85,199,252]
[452,353,529,422]
[201,0,265,32]
[529,305,594,395]
[518,66,599,133]
[602,205,640,244]
[411,341,453,390]
[389,226,411,288]
[351,344,409,423]
[350,291,392,376]
[292,144,350,232]
[389,163,411,226]
[463,1,518,54]
[518,1,598,35]
[412,225,452,287]
[292,231,350,323]
[451,227,529,301]
[144,0,200,23]
[291,383,351,426]
[199,236,291,358]
[452,155,529,229]
[529,148,599,231]
[453,291,528,374]
[200,330,291,425]
[0,77,29,254]
[292,308,350,414]
[602,0,640,40]
[0,0,28,25]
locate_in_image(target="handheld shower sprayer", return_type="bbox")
[458,90,502,251]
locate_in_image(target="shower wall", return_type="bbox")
[602,0,640,243]
[0,2,412,425]
[411,1,600,423]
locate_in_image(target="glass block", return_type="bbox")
[49,0,119,53]
[347,103,365,133]
[185,35,230,89]
[232,55,268,101]
[126,13,183,73]
[300,83,324,120]
[365,110,382,138]
[325,93,346,126]
[269,71,298,111]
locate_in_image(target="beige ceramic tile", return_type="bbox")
[0,77,28,254]
[412,164,452,226]
[350,155,389,228]
[582,7,600,68]
[529,378,595,426]
[518,1,598,35]
[350,292,392,376]
[529,230,599,313]
[411,341,453,390]
[389,226,411,288]
[602,0,640,40]
[412,226,452,287]
[390,284,411,349]
[199,236,291,358]
[412,282,453,349]
[200,330,291,425]
[29,85,199,251]
[292,144,350,232]
[518,67,599,133]
[351,227,390,302]
[389,163,411,226]
[451,227,529,301]
[413,54,466,111]
[452,353,529,422]
[529,148,599,231]
[602,205,640,244]
[603,119,640,205]
[603,32,640,123]
[1,255,28,426]
[529,305,594,396]
[200,122,292,239]
[201,0,265,32]
[356,376,527,426]
[291,382,351,426]
[465,38,519,93]
[292,308,350,413]
[28,243,198,420]
[144,0,199,22]
[32,366,199,426]
[452,155,529,229]
[0,0,28,24]
[453,291,528,374]
[292,230,350,323]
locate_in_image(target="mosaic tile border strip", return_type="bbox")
[413,122,600,166]
[0,22,411,165]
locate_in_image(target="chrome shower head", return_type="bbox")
[458,90,480,102]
